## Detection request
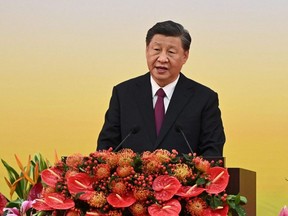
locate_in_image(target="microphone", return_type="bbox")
[113,126,140,152]
[175,124,194,154]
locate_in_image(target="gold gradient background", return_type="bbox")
[1,1,287,215]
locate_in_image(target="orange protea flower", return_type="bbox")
[105,152,119,168]
[95,164,111,180]
[111,180,127,195]
[116,165,134,177]
[107,210,123,216]
[141,151,152,160]
[117,149,136,166]
[186,197,207,216]
[142,159,161,173]
[194,157,210,173]
[141,152,163,173]
[129,202,148,216]
[91,149,113,161]
[88,191,107,208]
[133,187,151,201]
[66,153,84,170]
[173,163,192,181]
[153,149,171,163]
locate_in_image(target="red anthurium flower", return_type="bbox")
[32,198,54,211]
[152,175,181,201]
[67,172,94,200]
[206,167,229,194]
[44,192,75,210]
[148,199,181,216]
[203,205,229,216]
[107,193,136,208]
[28,182,43,200]
[176,184,206,198]
[41,168,63,187]
[0,193,8,215]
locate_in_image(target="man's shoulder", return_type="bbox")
[180,73,217,94]
[115,72,149,89]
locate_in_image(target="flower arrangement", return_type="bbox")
[1,149,247,216]
[0,154,50,216]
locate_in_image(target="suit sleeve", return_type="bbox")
[97,87,122,150]
[199,92,226,156]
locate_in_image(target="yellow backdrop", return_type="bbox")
[1,1,288,215]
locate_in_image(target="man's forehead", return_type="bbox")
[149,35,182,46]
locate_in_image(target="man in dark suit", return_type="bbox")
[97,20,225,157]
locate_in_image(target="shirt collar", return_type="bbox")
[150,75,180,100]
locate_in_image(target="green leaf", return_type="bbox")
[4,197,23,208]
[235,205,247,216]
[239,196,248,204]
[1,159,26,198]
[1,159,20,183]
[132,155,143,173]
[75,192,85,199]
[208,195,223,209]
[182,154,192,161]
[234,194,241,205]
[32,153,49,171]
[227,194,248,205]
[227,198,236,209]
[196,177,206,185]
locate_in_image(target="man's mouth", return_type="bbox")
[156,66,168,73]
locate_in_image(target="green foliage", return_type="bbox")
[227,194,247,216]
[1,153,50,200]
[207,194,223,209]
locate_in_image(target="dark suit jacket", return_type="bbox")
[97,72,225,156]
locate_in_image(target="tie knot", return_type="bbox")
[156,88,166,98]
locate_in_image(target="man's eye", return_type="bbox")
[169,50,176,54]
[154,48,160,51]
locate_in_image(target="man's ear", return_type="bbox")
[182,50,189,64]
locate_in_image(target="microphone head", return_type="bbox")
[131,125,140,134]
[175,123,183,133]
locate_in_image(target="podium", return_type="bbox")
[226,168,256,216]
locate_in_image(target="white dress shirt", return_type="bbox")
[150,75,180,113]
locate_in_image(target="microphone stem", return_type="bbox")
[179,129,194,154]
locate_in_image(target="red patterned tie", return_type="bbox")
[154,88,166,136]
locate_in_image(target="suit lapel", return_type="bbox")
[154,74,194,149]
[134,73,157,145]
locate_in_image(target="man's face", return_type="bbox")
[146,34,189,87]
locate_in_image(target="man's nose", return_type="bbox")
[157,52,168,63]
